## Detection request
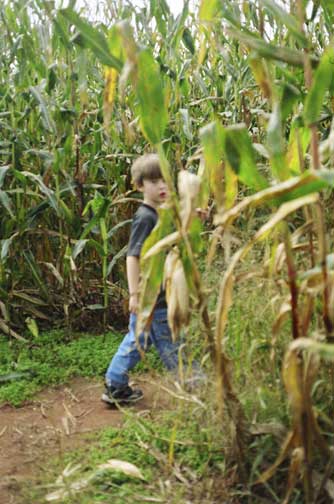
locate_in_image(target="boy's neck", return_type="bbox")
[143,198,158,210]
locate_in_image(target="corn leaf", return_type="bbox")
[259,0,309,47]
[136,48,168,145]
[60,8,122,71]
[0,165,10,188]
[304,45,334,126]
[286,122,311,175]
[229,29,317,67]
[214,170,334,228]
[267,102,287,180]
[223,124,268,191]
[0,189,15,218]
[137,207,173,336]
[29,86,56,133]
[199,0,221,22]
[200,121,225,209]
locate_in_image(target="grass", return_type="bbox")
[0,329,162,406]
[21,397,227,504]
[3,259,333,503]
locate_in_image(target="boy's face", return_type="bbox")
[139,177,168,208]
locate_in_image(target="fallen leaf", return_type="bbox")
[97,459,145,480]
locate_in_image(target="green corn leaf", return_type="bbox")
[59,200,75,226]
[0,165,10,188]
[60,8,122,71]
[88,239,105,257]
[23,251,49,298]
[304,45,334,126]
[170,1,189,50]
[188,216,204,255]
[100,218,108,242]
[107,219,132,239]
[82,203,111,240]
[0,189,15,218]
[83,193,110,219]
[223,124,268,191]
[281,83,300,122]
[107,245,128,276]
[29,85,56,133]
[179,108,193,140]
[286,121,311,175]
[200,121,225,209]
[137,207,174,336]
[25,317,39,338]
[199,0,221,22]
[72,239,89,260]
[150,0,170,36]
[80,215,100,240]
[182,27,195,54]
[267,102,288,181]
[229,29,318,67]
[21,171,59,214]
[259,0,308,47]
[53,12,71,48]
[320,0,334,27]
[108,24,126,63]
[1,233,18,261]
[136,48,168,145]
[43,263,64,287]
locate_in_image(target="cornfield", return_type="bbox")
[1,0,334,501]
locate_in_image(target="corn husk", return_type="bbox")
[164,249,190,341]
[178,170,201,230]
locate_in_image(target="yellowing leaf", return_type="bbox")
[104,67,118,126]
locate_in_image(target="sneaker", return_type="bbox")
[101,384,144,405]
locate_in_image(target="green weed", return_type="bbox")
[0,329,161,406]
[21,401,225,504]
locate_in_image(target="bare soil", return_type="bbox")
[0,375,163,504]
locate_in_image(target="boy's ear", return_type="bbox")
[135,182,144,192]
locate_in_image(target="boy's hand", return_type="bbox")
[129,293,139,314]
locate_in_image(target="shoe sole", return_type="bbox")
[101,392,144,405]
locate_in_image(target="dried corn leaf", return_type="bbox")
[272,300,291,336]
[97,459,145,480]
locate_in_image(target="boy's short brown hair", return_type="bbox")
[131,153,162,187]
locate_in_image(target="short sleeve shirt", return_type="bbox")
[127,203,166,309]
[127,203,158,258]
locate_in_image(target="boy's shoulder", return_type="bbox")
[127,204,158,257]
[133,203,158,225]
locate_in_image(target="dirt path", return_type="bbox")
[0,376,162,504]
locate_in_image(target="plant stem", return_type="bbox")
[284,228,299,339]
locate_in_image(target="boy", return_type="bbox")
[102,153,181,405]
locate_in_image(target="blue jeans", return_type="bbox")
[105,308,180,388]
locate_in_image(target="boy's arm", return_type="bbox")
[126,255,140,313]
